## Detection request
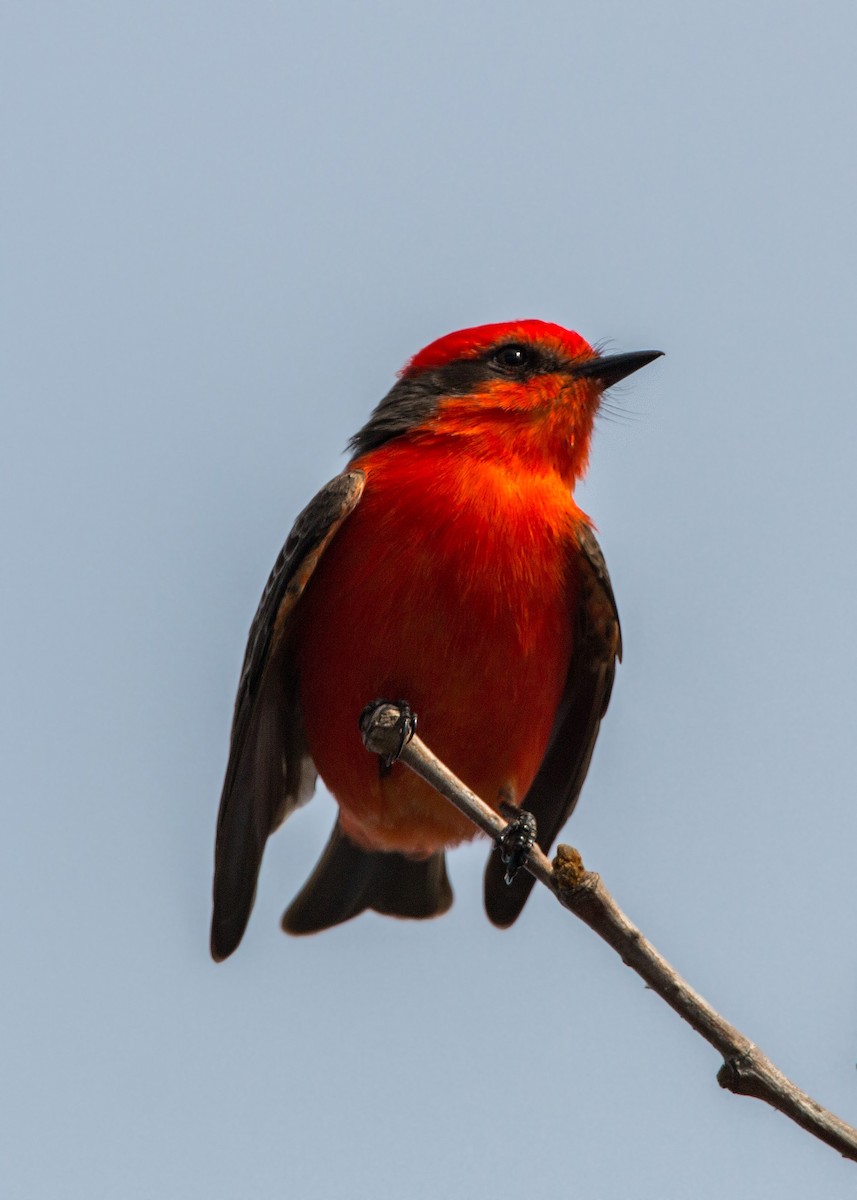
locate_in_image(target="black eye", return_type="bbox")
[492,344,533,372]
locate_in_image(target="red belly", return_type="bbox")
[295,451,577,855]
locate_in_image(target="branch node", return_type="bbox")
[553,843,601,906]
[718,1050,765,1098]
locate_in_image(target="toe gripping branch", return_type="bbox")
[359,699,418,772]
[359,702,537,881]
[498,803,538,885]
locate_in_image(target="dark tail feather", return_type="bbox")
[483,856,538,928]
[282,820,453,936]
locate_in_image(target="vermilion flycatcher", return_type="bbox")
[211,320,661,960]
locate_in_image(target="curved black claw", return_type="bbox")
[498,802,538,885]
[359,698,418,773]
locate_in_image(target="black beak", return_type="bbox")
[574,349,663,388]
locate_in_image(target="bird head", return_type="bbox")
[349,321,662,486]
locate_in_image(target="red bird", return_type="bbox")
[211,320,661,960]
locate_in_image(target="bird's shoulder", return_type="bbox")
[235,468,366,714]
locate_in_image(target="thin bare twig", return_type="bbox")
[360,702,857,1163]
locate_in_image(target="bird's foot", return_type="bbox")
[498,802,537,885]
[359,699,418,772]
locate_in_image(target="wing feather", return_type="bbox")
[484,522,621,927]
[210,470,365,960]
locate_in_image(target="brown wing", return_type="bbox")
[484,523,621,927]
[210,470,365,961]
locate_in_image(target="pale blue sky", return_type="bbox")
[3,2,857,1196]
